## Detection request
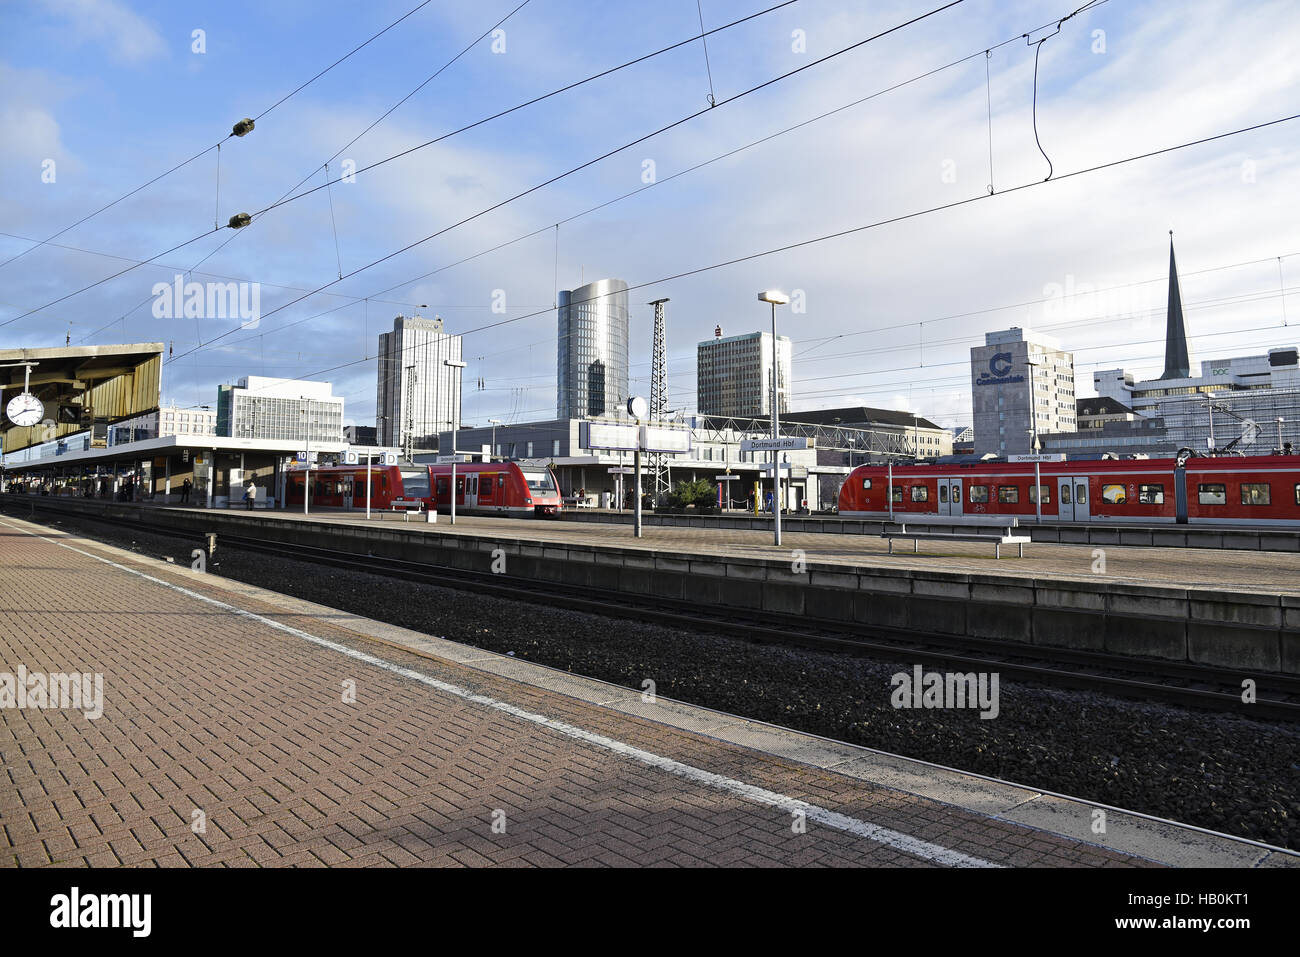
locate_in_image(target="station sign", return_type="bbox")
[741,436,808,452]
[295,451,319,464]
[1009,454,1065,462]
[607,466,634,475]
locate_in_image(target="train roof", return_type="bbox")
[848,454,1300,475]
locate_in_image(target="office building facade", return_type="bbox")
[376,315,463,449]
[697,329,792,418]
[557,279,629,419]
[216,376,343,444]
[971,327,1076,455]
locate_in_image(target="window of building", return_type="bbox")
[526,441,534,457]
[910,486,928,502]
[969,485,989,503]
[552,439,561,456]
[1241,483,1271,506]
[1028,485,1050,504]
[997,485,1019,504]
[1138,484,1165,505]
[1102,484,1127,505]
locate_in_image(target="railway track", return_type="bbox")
[12,500,1300,721]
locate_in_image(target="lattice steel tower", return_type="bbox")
[648,298,671,504]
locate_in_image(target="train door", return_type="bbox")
[479,472,498,508]
[466,474,478,508]
[938,478,963,517]
[340,474,354,510]
[1059,476,1090,521]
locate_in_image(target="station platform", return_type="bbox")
[163,503,1300,595]
[1,514,1294,868]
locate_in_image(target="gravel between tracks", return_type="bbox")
[17,507,1300,852]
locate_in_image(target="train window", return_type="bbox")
[1028,485,1050,504]
[969,485,989,503]
[862,478,872,490]
[498,475,506,489]
[997,486,1019,504]
[1060,483,1072,505]
[1295,484,1300,506]
[1102,484,1126,505]
[1138,484,1165,505]
[939,485,949,504]
[1198,484,1225,505]
[891,486,902,504]
[910,486,928,502]
[1241,483,1271,506]
[436,477,448,495]
[1075,483,1087,504]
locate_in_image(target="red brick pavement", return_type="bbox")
[0,517,1153,868]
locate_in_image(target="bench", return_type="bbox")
[882,518,1031,559]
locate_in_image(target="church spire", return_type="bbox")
[1160,231,1191,380]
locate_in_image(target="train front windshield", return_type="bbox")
[400,469,431,498]
[522,471,556,492]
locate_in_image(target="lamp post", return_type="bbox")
[1277,417,1285,453]
[300,397,313,515]
[758,290,790,546]
[488,418,502,462]
[1024,359,1042,522]
[444,358,467,524]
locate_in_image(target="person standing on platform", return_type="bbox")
[244,478,256,510]
[181,478,192,505]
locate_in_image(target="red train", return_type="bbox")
[837,454,1300,526]
[284,462,563,516]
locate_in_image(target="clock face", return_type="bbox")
[6,392,44,428]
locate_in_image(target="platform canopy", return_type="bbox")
[1,342,163,454]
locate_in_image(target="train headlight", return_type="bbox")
[526,497,533,504]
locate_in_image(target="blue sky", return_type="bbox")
[2,0,1298,429]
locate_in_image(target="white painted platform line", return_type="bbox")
[3,519,998,869]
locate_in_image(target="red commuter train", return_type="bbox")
[285,464,433,511]
[284,461,563,516]
[427,461,563,516]
[837,454,1300,526]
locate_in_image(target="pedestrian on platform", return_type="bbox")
[181,479,192,504]
[244,479,256,510]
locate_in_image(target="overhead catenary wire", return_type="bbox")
[174,0,1114,362]
[164,109,1300,419]
[163,0,969,363]
[2,0,803,327]
[0,0,446,274]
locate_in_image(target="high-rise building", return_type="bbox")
[557,279,629,419]
[216,376,343,443]
[696,328,792,418]
[971,327,1076,455]
[376,315,463,449]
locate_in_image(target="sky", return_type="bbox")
[1,0,1298,431]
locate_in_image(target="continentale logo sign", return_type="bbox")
[976,351,1025,386]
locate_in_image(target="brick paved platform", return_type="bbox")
[1,515,1293,868]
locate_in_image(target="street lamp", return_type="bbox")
[1276,417,1285,453]
[300,397,314,515]
[758,290,790,546]
[444,358,467,523]
[1024,359,1042,523]
[488,418,502,462]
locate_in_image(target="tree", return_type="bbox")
[669,478,717,508]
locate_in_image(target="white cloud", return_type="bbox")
[39,0,167,64]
